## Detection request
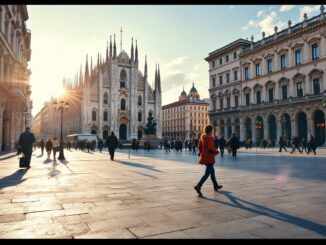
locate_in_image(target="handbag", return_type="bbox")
[19,154,25,168]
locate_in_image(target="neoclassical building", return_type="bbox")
[0,5,32,152]
[162,83,209,140]
[206,6,326,145]
[34,35,162,141]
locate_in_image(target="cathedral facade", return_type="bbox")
[51,35,163,141]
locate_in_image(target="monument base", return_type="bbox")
[140,134,161,149]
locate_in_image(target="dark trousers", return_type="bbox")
[279,145,287,152]
[109,148,115,160]
[197,164,218,188]
[307,146,316,155]
[232,148,237,158]
[23,150,32,167]
[41,146,44,155]
[220,147,224,157]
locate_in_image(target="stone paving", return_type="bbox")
[0,147,325,238]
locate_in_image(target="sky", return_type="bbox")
[26,4,322,116]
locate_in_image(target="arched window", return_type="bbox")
[120,69,126,88]
[138,95,142,106]
[92,111,96,121]
[138,112,142,122]
[103,111,108,121]
[103,92,108,104]
[121,99,126,110]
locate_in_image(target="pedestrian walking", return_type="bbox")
[307,135,317,155]
[52,137,59,161]
[98,138,104,153]
[230,133,240,158]
[290,136,302,154]
[18,127,36,169]
[219,135,226,157]
[106,131,118,160]
[279,136,288,152]
[301,137,308,153]
[194,125,223,197]
[40,138,45,155]
[45,137,53,159]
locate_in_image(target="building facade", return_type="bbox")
[0,5,32,152]
[33,35,162,141]
[162,83,209,140]
[206,7,326,145]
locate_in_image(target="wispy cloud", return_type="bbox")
[241,10,286,36]
[257,10,264,18]
[279,5,295,12]
[299,5,320,20]
[163,56,188,70]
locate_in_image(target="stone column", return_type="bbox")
[263,117,268,140]
[239,117,245,142]
[251,118,256,144]
[291,118,297,137]
[303,40,309,63]
[288,48,293,68]
[276,118,282,141]
[274,52,279,72]
[275,84,280,100]
[0,105,3,151]
[307,116,314,137]
[320,33,326,58]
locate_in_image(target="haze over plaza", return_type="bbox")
[27,4,321,116]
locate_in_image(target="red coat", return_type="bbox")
[198,134,219,164]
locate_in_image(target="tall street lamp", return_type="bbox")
[52,98,69,160]
[281,116,287,140]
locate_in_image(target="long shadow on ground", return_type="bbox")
[115,160,162,173]
[200,190,326,237]
[0,169,27,190]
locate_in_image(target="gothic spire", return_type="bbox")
[97,53,99,68]
[109,35,112,58]
[144,55,147,78]
[90,56,93,76]
[158,63,161,92]
[106,41,109,62]
[131,37,134,61]
[135,39,138,63]
[79,64,83,86]
[85,55,89,84]
[113,34,117,58]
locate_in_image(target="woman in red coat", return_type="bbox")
[194,125,223,196]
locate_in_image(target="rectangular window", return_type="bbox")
[282,85,287,100]
[256,91,261,104]
[235,96,238,107]
[226,55,229,62]
[313,78,320,94]
[212,60,215,68]
[281,54,286,70]
[226,73,230,83]
[245,94,250,106]
[234,70,238,81]
[234,52,237,59]
[312,44,319,60]
[219,58,222,65]
[255,63,260,77]
[245,67,249,80]
[219,75,223,85]
[269,88,274,102]
[267,59,273,73]
[212,77,216,87]
[220,98,223,109]
[296,82,303,97]
[227,97,230,108]
[295,49,301,65]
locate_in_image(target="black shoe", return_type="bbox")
[194,186,202,196]
[214,185,223,191]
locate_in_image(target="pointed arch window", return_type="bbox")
[121,99,126,110]
[92,111,96,121]
[138,95,142,106]
[103,111,108,121]
[138,112,142,122]
[120,69,126,88]
[103,92,108,104]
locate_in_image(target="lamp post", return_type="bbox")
[52,98,69,160]
[255,120,262,148]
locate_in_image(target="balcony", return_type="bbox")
[118,109,129,119]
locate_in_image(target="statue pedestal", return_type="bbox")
[141,134,160,149]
